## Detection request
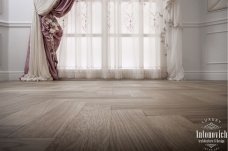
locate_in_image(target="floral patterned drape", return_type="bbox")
[41,14,63,80]
[22,0,75,81]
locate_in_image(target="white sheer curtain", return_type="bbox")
[163,0,184,80]
[58,0,167,79]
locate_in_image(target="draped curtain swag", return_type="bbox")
[21,0,75,81]
[21,0,184,81]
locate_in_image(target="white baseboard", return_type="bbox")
[184,71,227,80]
[184,72,202,80]
[0,72,9,81]
[0,71,23,81]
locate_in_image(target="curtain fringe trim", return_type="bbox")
[20,74,53,81]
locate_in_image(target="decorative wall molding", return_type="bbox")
[185,71,227,73]
[205,29,227,65]
[183,22,201,28]
[184,71,227,80]
[0,20,31,28]
[0,18,227,28]
[207,30,228,34]
[208,0,227,12]
[207,62,228,64]
[183,18,228,28]
[200,18,228,27]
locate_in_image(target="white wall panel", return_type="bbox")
[206,31,227,64]
[0,0,3,14]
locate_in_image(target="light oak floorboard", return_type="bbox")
[10,102,85,138]
[147,115,201,151]
[46,105,111,151]
[0,138,53,151]
[0,99,45,120]
[110,110,171,151]
[0,100,64,126]
[0,126,19,138]
[0,81,226,151]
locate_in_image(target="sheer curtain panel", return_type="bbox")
[162,0,184,80]
[58,0,167,79]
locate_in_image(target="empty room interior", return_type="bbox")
[0,0,227,151]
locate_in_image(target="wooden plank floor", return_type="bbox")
[0,80,227,151]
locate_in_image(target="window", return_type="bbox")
[58,0,163,79]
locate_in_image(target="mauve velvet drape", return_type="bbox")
[23,0,75,80]
[42,0,75,80]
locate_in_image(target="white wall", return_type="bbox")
[182,0,227,80]
[0,0,33,80]
[0,0,227,80]
[199,0,227,80]
[181,0,202,80]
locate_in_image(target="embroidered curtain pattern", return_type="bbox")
[58,0,168,79]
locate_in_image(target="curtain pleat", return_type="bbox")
[21,0,75,81]
[162,0,184,80]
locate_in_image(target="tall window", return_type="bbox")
[58,0,165,79]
